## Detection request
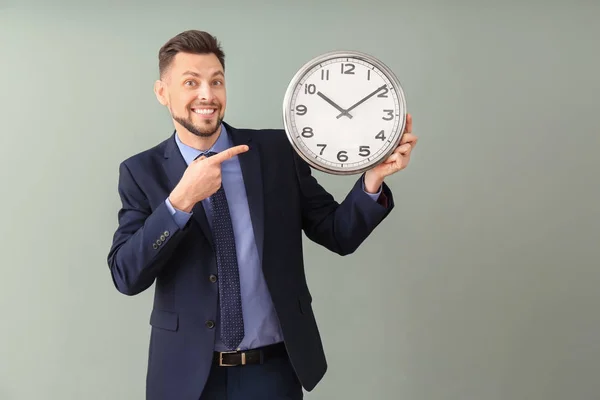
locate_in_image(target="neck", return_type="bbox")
[175,124,222,151]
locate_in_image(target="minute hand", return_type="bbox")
[336,84,387,119]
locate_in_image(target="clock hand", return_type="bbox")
[317,91,353,119]
[336,84,387,119]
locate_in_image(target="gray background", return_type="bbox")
[1,0,599,399]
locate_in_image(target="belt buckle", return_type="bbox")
[219,350,246,367]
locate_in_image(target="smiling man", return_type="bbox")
[107,30,417,400]
[154,46,227,146]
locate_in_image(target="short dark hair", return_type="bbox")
[158,30,225,78]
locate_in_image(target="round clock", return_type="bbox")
[282,50,407,175]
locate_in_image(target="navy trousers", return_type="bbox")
[199,351,304,399]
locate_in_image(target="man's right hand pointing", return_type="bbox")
[169,144,250,212]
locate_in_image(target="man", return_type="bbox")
[107,30,417,400]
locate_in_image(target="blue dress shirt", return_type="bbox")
[165,124,381,351]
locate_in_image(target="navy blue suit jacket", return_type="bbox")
[107,122,395,399]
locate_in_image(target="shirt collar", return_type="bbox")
[174,123,231,165]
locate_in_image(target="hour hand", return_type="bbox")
[317,91,353,119]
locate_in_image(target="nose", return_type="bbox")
[197,82,215,102]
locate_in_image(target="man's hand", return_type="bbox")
[169,145,250,212]
[364,113,417,193]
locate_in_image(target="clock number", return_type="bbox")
[295,105,307,116]
[358,146,371,157]
[377,87,389,98]
[304,84,316,94]
[301,127,314,138]
[321,69,330,80]
[375,130,386,141]
[341,63,355,75]
[337,150,348,162]
[382,109,394,120]
[316,144,327,155]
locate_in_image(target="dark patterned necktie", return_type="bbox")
[201,151,245,349]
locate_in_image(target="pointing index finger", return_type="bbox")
[209,145,250,164]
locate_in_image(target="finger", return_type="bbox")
[209,145,250,164]
[384,152,402,164]
[394,143,412,155]
[400,133,418,147]
[404,113,412,133]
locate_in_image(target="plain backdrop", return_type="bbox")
[1,0,599,399]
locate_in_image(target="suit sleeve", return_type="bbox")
[292,152,395,256]
[107,161,189,295]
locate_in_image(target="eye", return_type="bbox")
[212,80,223,86]
[184,80,196,86]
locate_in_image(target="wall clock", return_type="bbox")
[282,50,407,175]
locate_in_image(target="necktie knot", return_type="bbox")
[195,151,217,161]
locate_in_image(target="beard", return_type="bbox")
[171,106,224,138]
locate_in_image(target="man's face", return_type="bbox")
[155,52,226,138]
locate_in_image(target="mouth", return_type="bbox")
[191,107,217,118]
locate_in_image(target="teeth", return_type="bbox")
[193,109,215,115]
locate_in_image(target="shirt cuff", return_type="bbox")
[165,198,193,229]
[362,177,382,201]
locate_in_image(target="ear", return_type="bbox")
[154,80,168,106]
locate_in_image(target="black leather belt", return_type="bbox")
[213,342,287,367]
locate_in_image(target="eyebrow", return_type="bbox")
[182,70,224,78]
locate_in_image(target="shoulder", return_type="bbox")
[225,122,293,152]
[250,128,290,149]
[225,123,314,179]
[117,134,173,174]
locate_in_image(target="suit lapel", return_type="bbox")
[226,123,265,263]
[162,132,214,247]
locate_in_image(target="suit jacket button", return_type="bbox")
[152,243,158,250]
[209,274,217,283]
[164,230,170,237]
[156,239,161,246]
[160,235,165,241]
[206,320,215,329]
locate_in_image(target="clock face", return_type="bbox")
[283,51,406,175]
